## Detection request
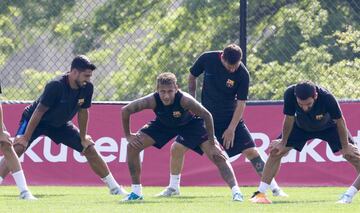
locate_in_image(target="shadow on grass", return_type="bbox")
[272,199,330,204]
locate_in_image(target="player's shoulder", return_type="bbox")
[283,84,296,100]
[198,50,221,60]
[45,76,64,90]
[316,86,337,102]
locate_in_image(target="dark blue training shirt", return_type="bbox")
[190,51,250,122]
[153,91,195,128]
[23,74,93,127]
[283,85,342,132]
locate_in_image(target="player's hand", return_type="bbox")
[127,133,143,150]
[269,139,286,156]
[222,128,235,150]
[341,143,360,159]
[14,135,29,148]
[81,135,95,152]
[0,131,11,144]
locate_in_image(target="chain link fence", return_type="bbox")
[0,0,359,101]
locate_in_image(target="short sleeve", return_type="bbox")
[39,81,61,107]
[189,53,206,77]
[325,93,342,119]
[81,84,93,109]
[236,64,250,100]
[283,86,296,116]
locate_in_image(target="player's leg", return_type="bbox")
[0,141,36,200]
[157,140,188,197]
[250,145,291,204]
[242,147,287,196]
[251,125,309,204]
[124,121,176,201]
[0,120,40,200]
[322,128,360,204]
[48,123,127,196]
[231,122,286,196]
[200,140,243,201]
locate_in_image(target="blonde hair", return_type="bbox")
[156,72,177,87]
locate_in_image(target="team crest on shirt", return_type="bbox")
[173,111,182,118]
[226,79,234,88]
[315,114,324,120]
[78,98,84,106]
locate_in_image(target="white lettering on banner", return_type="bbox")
[19,137,43,162]
[43,137,68,162]
[281,149,297,163]
[95,137,118,162]
[299,139,325,162]
[2,131,358,163]
[231,133,270,163]
[4,136,144,163]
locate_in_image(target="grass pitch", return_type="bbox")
[0,186,359,213]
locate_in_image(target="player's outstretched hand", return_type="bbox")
[127,133,143,150]
[0,131,11,144]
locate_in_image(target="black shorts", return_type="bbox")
[280,124,354,153]
[140,117,208,151]
[176,120,255,157]
[17,118,84,153]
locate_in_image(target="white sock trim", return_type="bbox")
[346,186,358,197]
[231,185,241,195]
[258,181,270,193]
[169,174,181,190]
[12,170,29,193]
[101,173,120,190]
[131,184,142,196]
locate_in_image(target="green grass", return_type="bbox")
[0,186,359,213]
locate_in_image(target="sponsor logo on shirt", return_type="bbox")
[315,114,324,120]
[78,98,84,106]
[226,79,234,88]
[173,111,182,118]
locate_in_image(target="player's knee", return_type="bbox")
[83,145,97,157]
[171,143,186,158]
[243,148,259,159]
[126,143,141,154]
[211,153,226,165]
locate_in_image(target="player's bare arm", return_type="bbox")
[271,115,294,155]
[78,108,93,151]
[336,116,360,158]
[122,94,156,149]
[223,100,246,149]
[180,93,215,144]
[188,73,197,98]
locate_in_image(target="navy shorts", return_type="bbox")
[17,117,84,153]
[280,124,354,153]
[140,117,208,151]
[176,120,255,157]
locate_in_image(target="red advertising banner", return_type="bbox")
[1,102,359,186]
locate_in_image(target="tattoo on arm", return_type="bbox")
[122,95,155,137]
